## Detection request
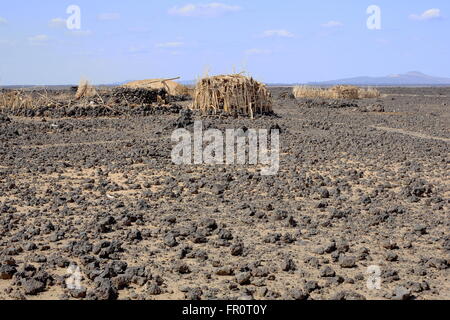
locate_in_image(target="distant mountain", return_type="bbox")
[308,72,450,86]
[107,79,196,86]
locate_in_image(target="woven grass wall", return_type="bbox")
[192,74,272,118]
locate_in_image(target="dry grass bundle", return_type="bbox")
[192,74,272,118]
[329,85,360,99]
[358,87,381,99]
[1,89,76,112]
[123,77,192,96]
[75,79,96,100]
[0,90,34,110]
[293,85,381,100]
[292,86,328,99]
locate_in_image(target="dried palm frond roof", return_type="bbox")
[123,77,191,96]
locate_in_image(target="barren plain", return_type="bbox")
[0,87,448,300]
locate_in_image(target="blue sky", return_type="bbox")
[0,1,449,85]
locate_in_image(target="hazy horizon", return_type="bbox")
[1,1,449,85]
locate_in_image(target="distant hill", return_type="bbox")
[307,71,450,86]
[4,72,450,89]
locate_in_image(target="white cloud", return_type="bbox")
[245,48,272,55]
[0,17,7,25]
[156,42,185,48]
[261,29,295,38]
[410,8,442,21]
[98,13,121,21]
[168,3,241,17]
[29,34,49,46]
[321,20,344,28]
[49,18,66,28]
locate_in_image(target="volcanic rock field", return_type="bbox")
[0,87,448,300]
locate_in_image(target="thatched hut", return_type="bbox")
[192,74,272,118]
[123,78,192,96]
[329,85,360,99]
[293,85,380,100]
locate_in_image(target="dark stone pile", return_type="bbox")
[298,99,359,109]
[0,87,183,118]
[104,88,168,105]
[5,104,182,118]
[173,109,194,128]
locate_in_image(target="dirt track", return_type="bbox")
[370,126,450,143]
[0,87,449,300]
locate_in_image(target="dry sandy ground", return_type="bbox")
[0,87,448,300]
